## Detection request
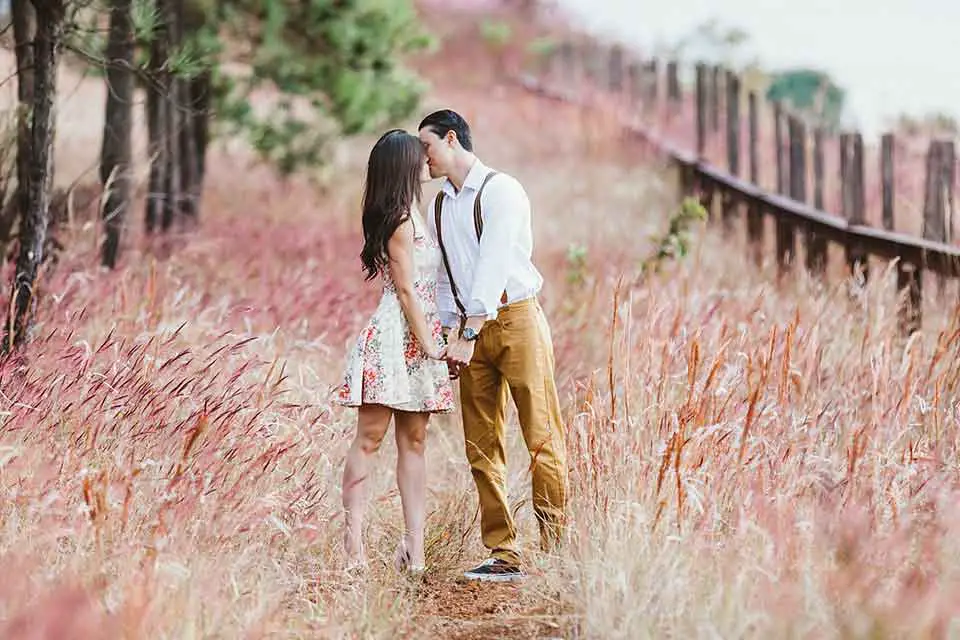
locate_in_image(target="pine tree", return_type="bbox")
[100,0,135,268]
[94,0,432,263]
[5,0,67,351]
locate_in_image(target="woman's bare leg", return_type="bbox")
[394,410,429,568]
[342,404,393,565]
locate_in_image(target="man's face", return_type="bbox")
[418,128,453,179]
[419,154,431,183]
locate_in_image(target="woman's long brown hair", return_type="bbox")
[360,129,425,281]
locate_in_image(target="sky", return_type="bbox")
[553,0,960,140]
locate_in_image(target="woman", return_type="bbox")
[335,129,454,576]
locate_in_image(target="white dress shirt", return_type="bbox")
[425,158,543,330]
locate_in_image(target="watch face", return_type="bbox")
[463,328,478,340]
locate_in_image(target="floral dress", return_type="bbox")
[336,215,455,413]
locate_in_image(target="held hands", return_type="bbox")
[436,327,476,379]
[425,344,447,361]
[444,337,476,379]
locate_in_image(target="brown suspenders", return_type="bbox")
[433,171,501,323]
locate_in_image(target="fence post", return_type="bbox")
[723,70,740,233]
[692,63,714,219]
[695,63,707,159]
[608,45,624,93]
[571,40,586,88]
[840,132,849,216]
[788,117,806,201]
[665,60,679,124]
[840,133,859,278]
[774,104,794,274]
[813,129,825,210]
[806,127,827,275]
[583,41,601,85]
[922,140,949,297]
[942,141,957,292]
[789,117,809,274]
[709,65,721,134]
[774,104,786,196]
[881,134,895,231]
[558,41,575,87]
[845,133,868,283]
[922,140,946,242]
[627,59,642,107]
[881,133,916,333]
[940,140,955,245]
[647,59,659,111]
[747,91,762,266]
[667,61,679,101]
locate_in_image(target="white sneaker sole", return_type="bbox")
[462,571,526,583]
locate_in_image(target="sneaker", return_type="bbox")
[462,558,526,583]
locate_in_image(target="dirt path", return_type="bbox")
[414,578,569,639]
[382,8,590,637]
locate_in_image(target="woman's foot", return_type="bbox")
[344,530,366,573]
[344,558,367,578]
[394,537,426,575]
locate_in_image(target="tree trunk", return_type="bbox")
[5,0,64,352]
[175,0,198,226]
[1,0,36,249]
[99,0,134,269]
[178,92,197,223]
[144,0,168,234]
[161,84,181,232]
[190,71,210,190]
[161,0,181,233]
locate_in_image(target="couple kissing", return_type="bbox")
[335,109,567,583]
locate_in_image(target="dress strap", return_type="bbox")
[409,209,424,240]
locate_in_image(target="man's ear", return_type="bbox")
[445,130,458,147]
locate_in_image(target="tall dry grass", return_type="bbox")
[1,6,960,637]
[2,130,959,637]
[536,240,960,638]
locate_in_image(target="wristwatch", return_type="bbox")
[461,327,480,341]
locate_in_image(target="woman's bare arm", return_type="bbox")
[388,218,444,360]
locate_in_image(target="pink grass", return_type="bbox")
[1,4,960,637]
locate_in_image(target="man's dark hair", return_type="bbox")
[418,109,473,152]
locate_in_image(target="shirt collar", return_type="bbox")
[441,158,489,197]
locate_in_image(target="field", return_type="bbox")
[1,2,960,638]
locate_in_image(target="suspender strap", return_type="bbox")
[433,170,501,323]
[434,191,466,317]
[472,170,499,240]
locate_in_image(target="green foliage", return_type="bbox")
[639,196,708,276]
[662,18,756,70]
[63,0,206,81]
[766,69,845,131]
[565,242,588,286]
[66,0,431,176]
[214,0,432,174]
[479,19,512,51]
[893,111,958,136]
[526,35,557,71]
[131,0,159,43]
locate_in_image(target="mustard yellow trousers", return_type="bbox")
[458,298,567,566]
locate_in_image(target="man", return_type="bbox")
[418,109,567,582]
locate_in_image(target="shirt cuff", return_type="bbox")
[466,310,498,321]
[466,298,498,321]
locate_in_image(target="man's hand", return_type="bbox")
[446,337,476,371]
[446,359,461,380]
[441,329,458,379]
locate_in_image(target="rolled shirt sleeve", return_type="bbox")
[466,176,528,320]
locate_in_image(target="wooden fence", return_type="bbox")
[520,38,960,335]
